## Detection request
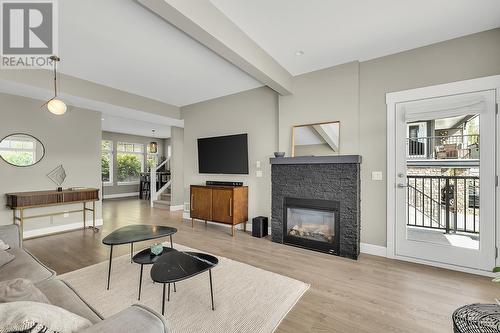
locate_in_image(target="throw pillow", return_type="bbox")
[0,301,92,333]
[0,279,50,304]
[0,251,14,268]
[0,239,9,251]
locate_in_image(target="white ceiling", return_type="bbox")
[210,0,500,75]
[102,115,171,139]
[58,0,262,107]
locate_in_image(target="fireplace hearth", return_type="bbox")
[270,155,361,259]
[283,197,340,254]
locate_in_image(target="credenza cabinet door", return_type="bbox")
[212,189,233,224]
[191,187,212,220]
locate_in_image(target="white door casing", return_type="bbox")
[387,75,500,274]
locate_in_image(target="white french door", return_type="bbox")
[393,90,497,271]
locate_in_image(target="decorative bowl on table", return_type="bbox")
[274,152,285,158]
[150,243,163,256]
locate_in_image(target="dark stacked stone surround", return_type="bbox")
[271,156,361,259]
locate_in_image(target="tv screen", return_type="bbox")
[198,134,249,174]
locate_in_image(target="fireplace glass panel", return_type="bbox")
[286,207,335,244]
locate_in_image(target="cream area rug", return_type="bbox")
[60,243,310,333]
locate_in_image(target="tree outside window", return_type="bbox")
[117,142,144,183]
[101,140,113,185]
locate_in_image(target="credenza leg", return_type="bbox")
[243,222,247,232]
[231,225,234,237]
[191,218,194,228]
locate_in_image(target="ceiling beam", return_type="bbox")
[137,0,293,95]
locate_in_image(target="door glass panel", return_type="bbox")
[405,114,480,250]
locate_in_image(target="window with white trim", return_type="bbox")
[117,142,144,184]
[101,140,113,186]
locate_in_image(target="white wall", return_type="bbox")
[181,87,279,220]
[0,93,102,232]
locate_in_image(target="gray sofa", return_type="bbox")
[0,224,170,333]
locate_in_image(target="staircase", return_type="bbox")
[153,192,171,210]
[150,156,172,210]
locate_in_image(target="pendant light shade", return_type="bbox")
[44,55,67,115]
[47,99,67,115]
[149,130,158,153]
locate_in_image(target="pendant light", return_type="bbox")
[149,130,158,154]
[42,55,67,115]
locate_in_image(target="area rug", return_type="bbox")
[60,243,310,333]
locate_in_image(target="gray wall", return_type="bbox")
[181,87,279,220]
[101,131,167,196]
[180,28,500,247]
[358,27,500,246]
[170,127,184,206]
[0,93,102,232]
[279,61,360,155]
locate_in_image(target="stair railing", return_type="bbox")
[150,156,171,207]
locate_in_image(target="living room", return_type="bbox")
[1,1,500,332]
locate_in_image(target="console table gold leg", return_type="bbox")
[83,202,86,229]
[19,209,24,243]
[92,201,96,231]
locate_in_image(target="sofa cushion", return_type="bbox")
[0,251,14,268]
[0,249,54,284]
[0,301,92,333]
[0,278,50,304]
[35,279,102,324]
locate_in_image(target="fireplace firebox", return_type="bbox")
[283,197,340,255]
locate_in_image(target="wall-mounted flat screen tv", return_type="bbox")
[198,133,249,174]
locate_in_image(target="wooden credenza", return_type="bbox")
[190,185,248,236]
[5,188,100,241]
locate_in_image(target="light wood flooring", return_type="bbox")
[24,198,497,332]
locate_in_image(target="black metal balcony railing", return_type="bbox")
[406,175,480,234]
[407,134,480,160]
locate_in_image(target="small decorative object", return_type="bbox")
[47,165,67,189]
[274,152,285,158]
[148,130,158,154]
[150,243,163,256]
[41,56,67,115]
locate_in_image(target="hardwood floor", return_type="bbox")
[25,198,496,332]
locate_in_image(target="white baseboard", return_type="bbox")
[360,243,387,257]
[23,219,104,239]
[169,205,184,211]
[103,192,139,199]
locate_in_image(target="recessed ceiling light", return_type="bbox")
[295,50,304,56]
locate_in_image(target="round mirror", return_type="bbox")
[0,133,45,167]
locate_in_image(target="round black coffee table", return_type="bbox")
[132,246,176,301]
[151,251,218,315]
[102,224,177,290]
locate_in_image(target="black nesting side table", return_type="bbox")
[132,246,176,301]
[102,224,177,290]
[151,251,218,316]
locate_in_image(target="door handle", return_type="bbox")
[229,198,233,217]
[191,194,194,211]
[397,183,408,188]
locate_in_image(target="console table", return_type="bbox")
[5,188,100,240]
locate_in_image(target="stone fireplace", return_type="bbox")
[270,155,361,259]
